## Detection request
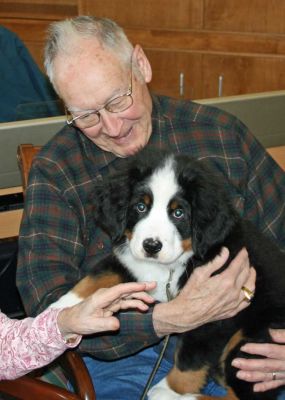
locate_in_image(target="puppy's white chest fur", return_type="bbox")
[116,249,190,302]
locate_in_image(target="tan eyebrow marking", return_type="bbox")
[170,200,179,210]
[143,194,152,205]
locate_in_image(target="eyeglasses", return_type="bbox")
[66,65,133,129]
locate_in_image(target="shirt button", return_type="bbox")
[97,241,104,250]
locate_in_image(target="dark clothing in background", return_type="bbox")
[0,25,62,122]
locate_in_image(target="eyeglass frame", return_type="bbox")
[65,61,133,128]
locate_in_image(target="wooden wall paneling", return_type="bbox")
[78,0,203,30]
[145,49,202,99]
[0,0,78,20]
[203,31,285,57]
[126,28,285,98]
[125,29,285,57]
[201,54,285,98]
[204,0,285,34]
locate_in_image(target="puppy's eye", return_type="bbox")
[136,202,146,213]
[173,208,184,219]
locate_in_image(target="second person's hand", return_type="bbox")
[57,281,156,338]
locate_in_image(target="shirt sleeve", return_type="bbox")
[0,308,80,380]
[232,118,285,250]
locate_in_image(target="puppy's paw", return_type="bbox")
[48,291,82,309]
[148,378,199,400]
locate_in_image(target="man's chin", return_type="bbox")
[114,144,145,158]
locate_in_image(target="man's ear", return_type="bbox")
[132,44,152,83]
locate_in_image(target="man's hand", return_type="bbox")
[153,247,256,337]
[232,328,285,392]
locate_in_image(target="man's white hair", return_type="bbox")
[44,16,135,90]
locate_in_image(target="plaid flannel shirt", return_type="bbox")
[17,94,285,360]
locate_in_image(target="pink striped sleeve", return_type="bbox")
[0,308,81,380]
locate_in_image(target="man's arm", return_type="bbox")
[234,118,285,250]
[153,247,256,336]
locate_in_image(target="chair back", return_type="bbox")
[17,144,42,193]
[267,145,285,171]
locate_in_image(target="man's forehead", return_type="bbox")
[56,44,119,72]
[55,54,129,111]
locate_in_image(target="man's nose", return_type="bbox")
[100,110,124,137]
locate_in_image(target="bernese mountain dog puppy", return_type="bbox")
[52,149,285,400]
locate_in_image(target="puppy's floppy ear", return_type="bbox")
[93,172,131,242]
[92,148,163,242]
[179,159,237,260]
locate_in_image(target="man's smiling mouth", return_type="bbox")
[113,127,133,143]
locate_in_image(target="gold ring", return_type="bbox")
[272,372,277,381]
[241,286,254,302]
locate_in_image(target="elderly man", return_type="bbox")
[17,16,285,399]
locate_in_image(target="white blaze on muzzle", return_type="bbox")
[129,157,185,263]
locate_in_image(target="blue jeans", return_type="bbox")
[83,345,285,399]
[83,344,227,399]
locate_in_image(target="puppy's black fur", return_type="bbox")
[91,149,285,399]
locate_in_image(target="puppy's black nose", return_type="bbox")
[143,238,162,255]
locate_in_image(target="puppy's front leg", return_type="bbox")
[49,273,124,309]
